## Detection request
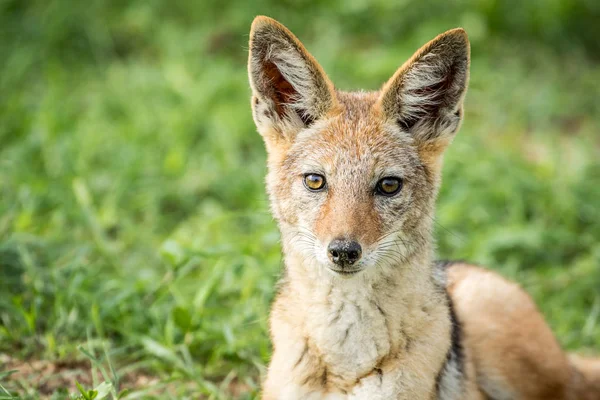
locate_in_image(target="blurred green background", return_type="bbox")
[1,0,599,398]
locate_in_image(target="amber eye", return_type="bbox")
[304,174,326,191]
[376,177,403,196]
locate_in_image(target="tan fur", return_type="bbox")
[248,16,600,400]
[448,263,600,400]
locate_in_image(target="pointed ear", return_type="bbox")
[377,29,470,152]
[248,16,338,147]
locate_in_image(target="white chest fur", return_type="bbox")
[306,286,392,380]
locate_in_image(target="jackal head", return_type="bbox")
[248,17,469,278]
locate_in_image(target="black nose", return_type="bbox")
[328,239,362,266]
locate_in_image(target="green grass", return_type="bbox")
[1,1,599,398]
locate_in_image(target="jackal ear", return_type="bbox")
[378,29,470,148]
[248,16,337,146]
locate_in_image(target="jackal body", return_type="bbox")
[248,16,600,400]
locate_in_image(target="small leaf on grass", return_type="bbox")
[93,382,113,399]
[75,381,98,400]
[72,178,92,208]
[75,382,87,397]
[160,239,186,266]
[173,306,192,331]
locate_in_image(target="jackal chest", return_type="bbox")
[306,294,397,384]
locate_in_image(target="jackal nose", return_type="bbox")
[328,239,362,266]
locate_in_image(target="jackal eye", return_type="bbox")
[376,177,403,196]
[304,174,326,191]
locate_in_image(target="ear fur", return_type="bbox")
[248,16,338,145]
[377,29,470,149]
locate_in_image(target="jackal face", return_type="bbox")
[248,17,469,277]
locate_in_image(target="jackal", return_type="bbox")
[248,16,600,400]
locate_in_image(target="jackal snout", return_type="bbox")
[327,238,362,268]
